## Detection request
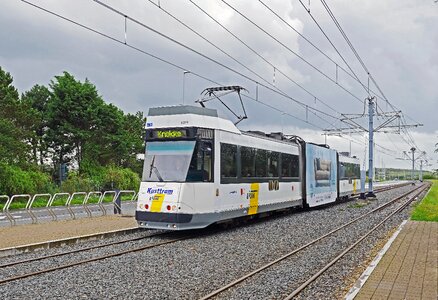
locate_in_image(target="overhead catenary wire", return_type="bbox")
[188,0,356,120]
[145,0,339,130]
[146,0,286,102]
[19,0,396,159]
[225,0,407,157]
[260,0,372,97]
[219,0,365,105]
[146,0,420,148]
[317,0,422,146]
[260,0,412,125]
[19,0,324,132]
[92,0,346,130]
[319,0,387,103]
[300,0,423,154]
[190,0,422,155]
[296,0,370,95]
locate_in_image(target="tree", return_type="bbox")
[46,72,104,171]
[83,102,124,166]
[0,67,145,193]
[45,71,146,177]
[21,85,51,165]
[119,111,145,173]
[0,67,31,165]
[82,105,145,172]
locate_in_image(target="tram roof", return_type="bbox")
[148,105,218,118]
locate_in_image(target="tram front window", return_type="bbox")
[142,140,213,182]
[186,141,213,182]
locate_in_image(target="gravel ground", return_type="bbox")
[0,183,426,300]
[295,183,430,300]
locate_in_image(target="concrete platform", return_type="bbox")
[0,215,138,256]
[354,221,437,300]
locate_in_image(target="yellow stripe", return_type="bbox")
[248,183,259,215]
[353,180,357,194]
[150,193,165,212]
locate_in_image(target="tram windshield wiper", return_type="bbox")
[148,155,155,178]
[152,166,164,182]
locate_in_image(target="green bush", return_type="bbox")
[28,170,59,194]
[79,159,106,190]
[103,165,140,191]
[60,172,95,194]
[0,161,140,196]
[60,164,140,193]
[0,163,56,195]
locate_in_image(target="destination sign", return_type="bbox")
[153,129,188,139]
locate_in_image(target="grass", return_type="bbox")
[0,194,133,211]
[348,201,369,209]
[411,180,438,222]
[348,202,368,208]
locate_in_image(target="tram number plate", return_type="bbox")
[268,180,279,191]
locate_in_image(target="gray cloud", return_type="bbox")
[0,0,437,169]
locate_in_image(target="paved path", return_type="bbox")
[355,221,437,300]
[0,215,138,249]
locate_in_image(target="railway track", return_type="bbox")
[350,181,411,198]
[0,231,191,285]
[285,182,430,299]
[198,182,429,300]
[0,231,166,269]
[0,182,415,287]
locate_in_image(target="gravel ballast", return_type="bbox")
[0,183,427,299]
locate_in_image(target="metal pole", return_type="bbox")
[182,71,189,104]
[411,147,416,183]
[373,141,376,179]
[419,160,423,182]
[367,97,376,198]
[359,170,366,199]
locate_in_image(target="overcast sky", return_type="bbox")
[1,0,437,171]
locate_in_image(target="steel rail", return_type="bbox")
[0,183,410,268]
[198,183,427,300]
[350,181,411,199]
[0,182,417,287]
[0,231,167,269]
[0,234,191,285]
[284,182,430,299]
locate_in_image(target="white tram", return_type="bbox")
[136,105,361,230]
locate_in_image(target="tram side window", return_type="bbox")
[345,163,360,179]
[339,162,346,179]
[281,154,299,178]
[354,164,360,178]
[267,151,279,177]
[340,162,360,179]
[255,149,268,177]
[220,143,237,178]
[241,146,255,177]
[186,141,213,182]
